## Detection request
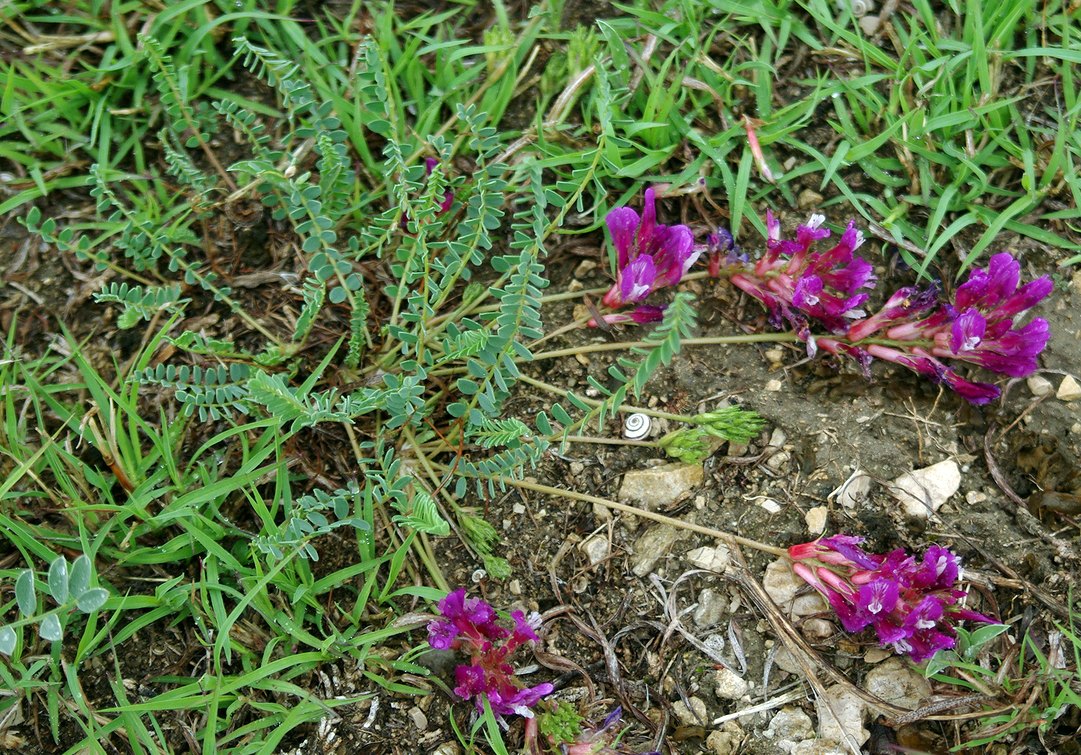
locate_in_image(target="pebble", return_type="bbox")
[630,523,687,576]
[686,544,732,572]
[706,722,744,755]
[830,469,872,509]
[1057,375,1081,401]
[797,188,824,210]
[618,463,704,511]
[508,579,522,595]
[765,378,784,392]
[573,259,598,278]
[759,499,783,514]
[864,658,932,709]
[693,588,728,628]
[805,506,828,535]
[790,740,847,755]
[579,533,611,566]
[569,461,585,475]
[767,707,815,751]
[889,459,961,518]
[965,490,987,505]
[769,428,788,447]
[512,503,526,515]
[766,451,792,472]
[815,684,868,747]
[858,14,881,35]
[763,558,803,609]
[1028,375,1054,397]
[672,696,708,726]
[714,667,749,700]
[863,647,892,663]
[408,705,428,730]
[764,347,786,367]
[1071,269,1081,297]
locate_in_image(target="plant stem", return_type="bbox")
[431,465,789,558]
[530,332,800,362]
[516,373,712,425]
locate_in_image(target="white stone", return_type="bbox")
[763,558,804,610]
[965,490,987,505]
[765,378,784,392]
[686,544,731,572]
[579,533,611,566]
[772,647,803,675]
[706,722,744,755]
[693,588,728,628]
[618,463,704,510]
[630,524,686,576]
[672,696,708,726]
[858,14,881,35]
[714,666,749,700]
[864,658,932,710]
[766,451,792,472]
[791,593,827,618]
[408,705,428,730]
[769,428,788,447]
[767,707,815,750]
[1028,375,1054,397]
[791,740,847,755]
[805,506,828,535]
[889,459,961,518]
[830,469,872,509]
[815,684,868,747]
[760,499,783,514]
[1057,375,1081,402]
[863,647,892,664]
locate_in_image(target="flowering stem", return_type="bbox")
[431,464,790,558]
[517,373,706,425]
[529,332,801,362]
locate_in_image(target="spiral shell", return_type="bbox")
[848,0,873,17]
[623,413,652,440]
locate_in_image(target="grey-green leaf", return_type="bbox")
[70,555,91,598]
[14,570,35,617]
[0,626,15,655]
[76,588,108,613]
[38,614,62,642]
[48,557,69,604]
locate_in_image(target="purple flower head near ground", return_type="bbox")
[600,188,699,310]
[728,212,876,337]
[787,537,994,662]
[427,589,552,723]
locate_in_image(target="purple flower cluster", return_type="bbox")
[821,253,1053,404]
[788,536,995,662]
[729,211,876,337]
[597,188,699,326]
[721,214,1051,404]
[428,589,553,722]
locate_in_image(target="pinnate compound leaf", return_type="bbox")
[15,570,35,617]
[38,614,62,642]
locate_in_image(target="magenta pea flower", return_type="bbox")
[728,212,876,337]
[787,536,995,663]
[427,589,553,724]
[601,188,699,311]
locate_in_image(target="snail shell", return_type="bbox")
[623,413,652,440]
[848,0,873,17]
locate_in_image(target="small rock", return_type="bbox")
[573,259,598,278]
[672,696,708,726]
[706,722,744,755]
[797,188,824,210]
[686,544,731,572]
[431,743,461,755]
[863,647,892,664]
[965,490,987,505]
[408,705,428,730]
[805,506,828,535]
[592,502,613,522]
[889,459,961,518]
[790,739,847,755]
[579,533,611,566]
[767,707,815,748]
[1072,422,1081,435]
[830,469,872,509]
[769,428,788,447]
[1072,269,1081,297]
[1028,375,1054,397]
[727,442,749,457]
[693,588,728,628]
[765,378,784,392]
[508,579,522,595]
[864,658,932,709]
[764,347,786,367]
[763,558,803,609]
[791,593,827,618]
[773,647,803,675]
[630,523,687,576]
[618,463,704,511]
[815,683,868,747]
[759,499,783,514]
[1057,375,1081,402]
[858,13,880,34]
[766,451,792,472]
[714,667,749,700]
[569,461,585,475]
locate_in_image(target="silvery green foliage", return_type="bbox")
[0,555,108,657]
